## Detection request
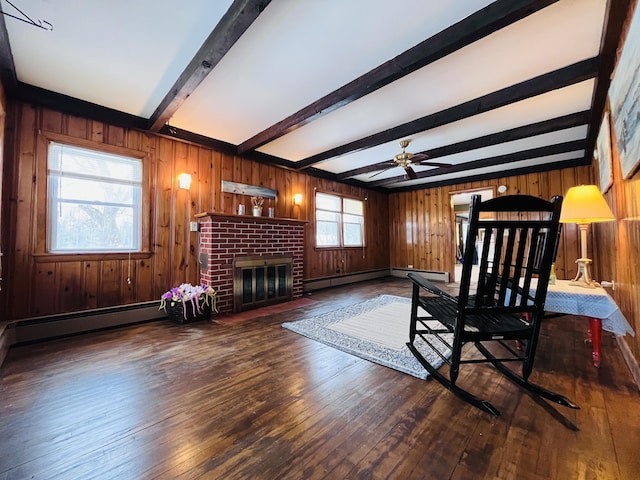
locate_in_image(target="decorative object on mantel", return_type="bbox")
[159,283,217,323]
[222,181,277,199]
[560,185,615,288]
[251,196,264,216]
[238,203,246,215]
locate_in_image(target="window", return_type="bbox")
[47,142,143,253]
[315,192,364,247]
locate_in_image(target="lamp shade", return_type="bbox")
[559,185,615,224]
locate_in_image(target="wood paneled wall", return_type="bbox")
[597,131,640,375]
[389,166,594,282]
[0,102,389,320]
[592,0,640,374]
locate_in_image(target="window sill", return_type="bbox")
[33,251,152,263]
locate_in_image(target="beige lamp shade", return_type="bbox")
[559,185,615,224]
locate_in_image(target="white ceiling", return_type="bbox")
[0,0,619,191]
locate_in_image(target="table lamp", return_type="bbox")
[559,185,615,288]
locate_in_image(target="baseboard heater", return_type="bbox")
[303,269,389,292]
[389,268,450,283]
[11,301,166,345]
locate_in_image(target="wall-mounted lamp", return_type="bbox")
[179,173,192,190]
[293,193,303,206]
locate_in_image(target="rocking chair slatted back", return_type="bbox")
[465,195,561,315]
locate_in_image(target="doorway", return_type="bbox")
[450,188,495,282]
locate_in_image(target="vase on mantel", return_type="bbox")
[252,206,262,217]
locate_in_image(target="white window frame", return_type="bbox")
[315,192,365,248]
[47,141,143,254]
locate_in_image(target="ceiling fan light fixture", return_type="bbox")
[394,152,413,165]
[369,139,451,181]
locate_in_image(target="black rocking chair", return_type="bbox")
[406,194,579,416]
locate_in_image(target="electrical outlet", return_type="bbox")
[601,280,615,290]
[408,264,413,269]
[190,221,198,232]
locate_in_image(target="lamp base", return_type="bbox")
[570,257,597,288]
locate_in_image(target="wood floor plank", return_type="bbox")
[1,277,638,479]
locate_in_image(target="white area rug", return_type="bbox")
[327,301,414,350]
[282,295,452,380]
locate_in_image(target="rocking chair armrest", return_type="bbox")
[407,272,458,303]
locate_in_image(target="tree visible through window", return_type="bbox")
[315,192,364,247]
[48,142,142,253]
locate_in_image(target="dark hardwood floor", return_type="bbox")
[1,277,639,479]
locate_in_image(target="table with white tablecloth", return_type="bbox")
[542,280,634,367]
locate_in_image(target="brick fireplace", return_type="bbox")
[196,212,305,313]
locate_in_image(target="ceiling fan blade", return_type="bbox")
[369,165,396,179]
[415,160,453,168]
[410,153,429,162]
[404,165,418,179]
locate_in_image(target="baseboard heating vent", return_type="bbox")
[389,269,450,283]
[12,301,165,345]
[303,269,388,292]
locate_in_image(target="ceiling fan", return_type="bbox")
[371,139,451,180]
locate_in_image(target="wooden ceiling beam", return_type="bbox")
[297,57,598,169]
[148,0,272,132]
[237,0,559,155]
[0,2,17,90]
[391,157,588,192]
[368,139,587,187]
[336,110,590,180]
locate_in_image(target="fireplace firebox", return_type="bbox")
[233,255,293,312]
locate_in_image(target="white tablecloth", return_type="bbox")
[542,280,634,336]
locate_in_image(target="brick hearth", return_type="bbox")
[196,212,305,313]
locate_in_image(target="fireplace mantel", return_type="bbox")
[195,212,307,226]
